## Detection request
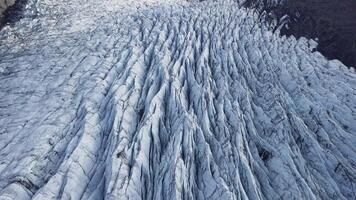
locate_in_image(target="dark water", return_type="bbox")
[245,0,356,68]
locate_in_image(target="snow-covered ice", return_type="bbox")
[0,0,355,199]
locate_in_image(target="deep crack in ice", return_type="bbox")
[0,0,355,199]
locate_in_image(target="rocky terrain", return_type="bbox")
[0,0,16,17]
[0,0,355,199]
[244,0,356,68]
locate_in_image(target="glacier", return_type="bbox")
[0,0,355,199]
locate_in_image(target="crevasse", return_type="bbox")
[0,0,355,199]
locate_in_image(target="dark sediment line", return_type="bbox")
[244,0,356,68]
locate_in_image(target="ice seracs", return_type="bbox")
[0,0,355,199]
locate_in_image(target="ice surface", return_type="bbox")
[0,0,355,199]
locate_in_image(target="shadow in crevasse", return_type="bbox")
[244,0,356,69]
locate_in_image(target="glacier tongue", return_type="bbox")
[0,0,356,199]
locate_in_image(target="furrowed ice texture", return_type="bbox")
[0,0,355,199]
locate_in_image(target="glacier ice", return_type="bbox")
[0,0,355,199]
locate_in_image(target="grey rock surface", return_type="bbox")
[244,0,356,68]
[0,0,355,199]
[0,0,15,16]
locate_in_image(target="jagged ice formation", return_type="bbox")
[0,0,355,199]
